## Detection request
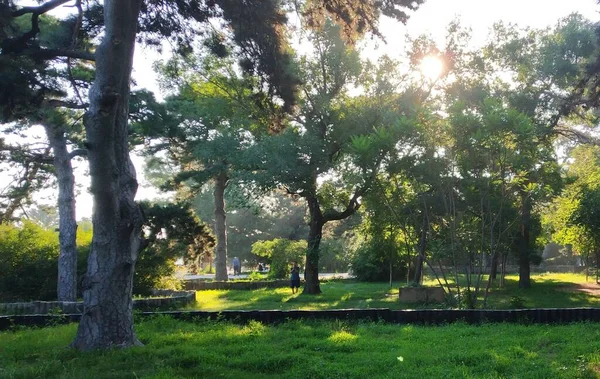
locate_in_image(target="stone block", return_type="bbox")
[399,286,445,303]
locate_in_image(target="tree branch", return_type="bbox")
[284,186,304,196]
[69,149,88,159]
[323,192,362,222]
[46,99,88,109]
[11,0,71,17]
[21,48,95,61]
[3,0,71,54]
[554,126,600,146]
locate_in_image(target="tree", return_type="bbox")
[139,54,283,281]
[479,14,596,287]
[247,24,420,294]
[544,146,600,278]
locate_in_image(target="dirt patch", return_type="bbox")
[559,282,600,296]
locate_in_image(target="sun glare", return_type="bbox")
[419,56,444,80]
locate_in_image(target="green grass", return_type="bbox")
[484,273,600,309]
[187,273,600,311]
[191,280,412,311]
[2,317,600,378]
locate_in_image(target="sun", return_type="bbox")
[419,55,444,81]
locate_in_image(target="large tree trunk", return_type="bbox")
[45,123,78,301]
[518,191,531,289]
[213,172,229,281]
[71,0,144,351]
[304,195,323,294]
[413,210,428,285]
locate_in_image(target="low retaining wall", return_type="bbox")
[3,307,600,331]
[0,290,195,315]
[185,279,300,291]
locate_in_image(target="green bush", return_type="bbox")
[350,238,412,282]
[0,222,60,301]
[133,243,180,296]
[0,203,209,301]
[251,239,306,279]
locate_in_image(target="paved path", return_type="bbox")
[180,272,352,280]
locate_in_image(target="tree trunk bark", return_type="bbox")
[413,210,428,285]
[45,123,78,302]
[518,191,531,289]
[304,195,323,294]
[72,0,144,351]
[490,253,499,280]
[214,172,229,281]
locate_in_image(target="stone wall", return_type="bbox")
[4,307,600,331]
[0,290,195,315]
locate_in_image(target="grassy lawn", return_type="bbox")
[484,273,600,309]
[2,317,600,378]
[188,273,600,311]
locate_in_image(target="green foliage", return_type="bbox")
[544,146,600,261]
[318,238,353,272]
[251,239,306,279]
[136,202,214,295]
[350,238,412,282]
[0,221,59,301]
[509,295,527,309]
[0,221,92,301]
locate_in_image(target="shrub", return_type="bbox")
[0,222,60,301]
[0,203,210,301]
[251,239,306,279]
[350,238,412,282]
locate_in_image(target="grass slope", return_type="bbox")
[2,317,600,378]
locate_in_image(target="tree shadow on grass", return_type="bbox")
[485,276,600,309]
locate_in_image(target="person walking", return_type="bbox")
[233,257,241,276]
[290,262,301,294]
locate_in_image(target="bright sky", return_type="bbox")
[9,0,600,220]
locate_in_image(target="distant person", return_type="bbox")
[258,263,264,272]
[233,257,241,276]
[290,262,301,294]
